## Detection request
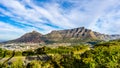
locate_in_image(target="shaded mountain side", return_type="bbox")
[6,31,46,43]
[4,27,120,43]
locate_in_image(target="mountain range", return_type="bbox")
[4,27,120,43]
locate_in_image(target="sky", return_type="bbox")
[0,0,120,41]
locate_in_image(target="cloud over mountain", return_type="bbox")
[0,0,120,40]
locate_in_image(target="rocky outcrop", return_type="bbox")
[45,27,112,42]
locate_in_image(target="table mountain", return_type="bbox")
[45,27,112,42]
[4,27,120,43]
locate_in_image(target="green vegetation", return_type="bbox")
[80,40,120,68]
[10,58,25,68]
[44,45,89,54]
[0,40,120,68]
[26,60,41,68]
[0,49,13,57]
[22,50,35,56]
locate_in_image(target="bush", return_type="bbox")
[15,51,22,56]
[10,58,24,68]
[22,50,35,56]
[26,60,41,68]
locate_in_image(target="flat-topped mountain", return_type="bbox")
[45,27,112,42]
[4,27,120,43]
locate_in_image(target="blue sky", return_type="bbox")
[0,0,120,40]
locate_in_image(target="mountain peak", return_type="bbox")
[8,30,45,43]
[77,27,85,29]
[31,30,38,33]
[29,30,41,34]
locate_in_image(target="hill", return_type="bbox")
[6,31,46,43]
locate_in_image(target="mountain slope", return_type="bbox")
[8,31,45,43]
[109,35,120,40]
[45,27,112,42]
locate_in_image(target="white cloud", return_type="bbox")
[88,0,120,34]
[0,21,26,40]
[0,0,120,40]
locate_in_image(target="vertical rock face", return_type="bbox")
[46,27,120,42]
[45,27,109,41]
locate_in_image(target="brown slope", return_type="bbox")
[10,31,45,43]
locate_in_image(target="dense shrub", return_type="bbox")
[26,60,41,68]
[22,50,35,56]
[80,41,120,68]
[10,58,25,68]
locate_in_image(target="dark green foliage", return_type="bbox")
[0,50,13,57]
[22,50,35,56]
[0,48,3,57]
[0,62,2,68]
[26,60,41,68]
[60,55,77,68]
[42,45,89,54]
[34,46,46,54]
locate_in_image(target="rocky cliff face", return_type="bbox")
[45,27,112,41]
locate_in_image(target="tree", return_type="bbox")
[35,47,46,55]
[22,50,35,56]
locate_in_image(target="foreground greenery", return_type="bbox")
[0,40,120,68]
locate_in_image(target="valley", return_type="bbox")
[0,27,120,68]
